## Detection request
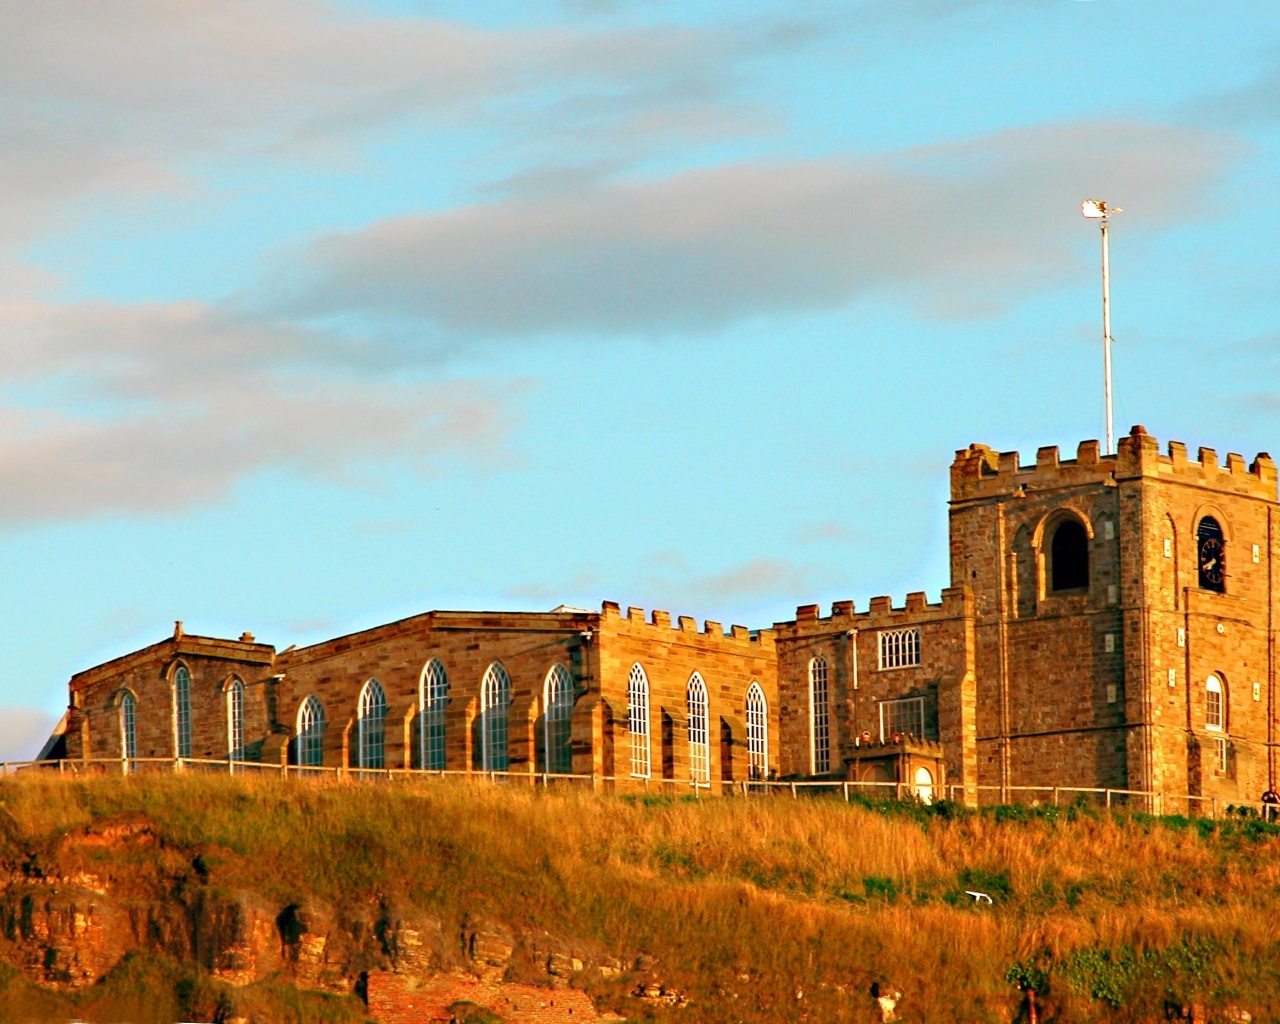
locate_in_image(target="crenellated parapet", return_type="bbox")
[952,426,1277,505]
[1116,424,1277,500]
[599,600,772,649]
[771,586,973,637]
[951,438,1116,504]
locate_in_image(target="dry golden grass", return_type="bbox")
[1,774,1279,1022]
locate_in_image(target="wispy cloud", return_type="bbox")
[504,571,603,603]
[793,520,860,544]
[0,1,776,252]
[269,121,1237,340]
[0,3,790,525]
[638,551,826,605]
[1184,56,1280,129]
[0,707,58,762]
[0,299,516,523]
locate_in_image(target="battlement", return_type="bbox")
[771,586,973,637]
[951,426,1278,503]
[599,600,770,648]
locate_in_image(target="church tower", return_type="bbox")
[949,425,1279,808]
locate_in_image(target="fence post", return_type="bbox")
[1212,797,1218,820]
[1052,787,1059,807]
[896,782,902,801]
[842,781,849,803]
[1105,789,1112,809]
[790,781,797,800]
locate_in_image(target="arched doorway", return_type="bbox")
[913,766,935,804]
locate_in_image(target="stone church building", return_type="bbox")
[39,426,1280,807]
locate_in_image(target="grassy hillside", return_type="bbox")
[0,774,1278,1023]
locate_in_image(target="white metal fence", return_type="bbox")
[1,758,1272,819]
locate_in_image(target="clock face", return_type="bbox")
[1199,536,1226,588]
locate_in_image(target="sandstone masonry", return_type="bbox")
[42,427,1280,806]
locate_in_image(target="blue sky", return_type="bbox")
[4,1,1280,758]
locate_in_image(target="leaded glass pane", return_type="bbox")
[810,657,830,774]
[228,679,245,761]
[544,664,574,774]
[120,691,137,764]
[628,664,650,779]
[174,665,192,757]
[481,663,511,771]
[420,659,448,770]
[359,679,388,769]
[298,695,325,767]
[746,683,768,780]
[687,673,709,784]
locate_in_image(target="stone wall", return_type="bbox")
[63,627,275,762]
[595,602,777,792]
[1116,428,1279,807]
[48,426,1280,807]
[272,609,597,773]
[771,588,975,790]
[950,426,1280,802]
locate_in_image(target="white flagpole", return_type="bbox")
[1101,213,1113,455]
[1082,200,1121,454]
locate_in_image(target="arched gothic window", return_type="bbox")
[173,664,192,758]
[809,656,830,774]
[628,663,651,779]
[1197,517,1226,593]
[227,678,245,761]
[543,664,574,774]
[120,691,137,766]
[297,695,326,767]
[746,682,768,781]
[1050,518,1089,591]
[480,663,511,771]
[687,673,709,785]
[358,679,388,769]
[1206,675,1225,731]
[419,659,448,771]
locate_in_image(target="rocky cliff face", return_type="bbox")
[0,811,636,1021]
